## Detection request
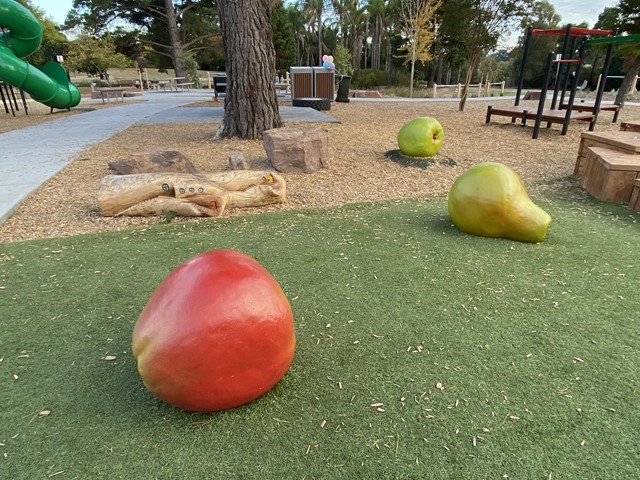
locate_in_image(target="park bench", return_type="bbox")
[559,102,620,123]
[212,75,226,100]
[621,120,640,132]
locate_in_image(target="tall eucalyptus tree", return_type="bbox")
[67,0,218,78]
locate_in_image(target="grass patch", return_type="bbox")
[1,182,638,479]
[384,149,458,170]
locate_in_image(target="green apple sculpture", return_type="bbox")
[397,117,444,157]
[448,162,552,243]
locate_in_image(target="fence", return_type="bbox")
[594,74,639,95]
[427,81,505,98]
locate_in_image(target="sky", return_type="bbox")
[30,0,73,24]
[31,0,619,46]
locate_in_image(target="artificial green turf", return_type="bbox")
[1,180,638,479]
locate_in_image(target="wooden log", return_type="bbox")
[98,171,286,217]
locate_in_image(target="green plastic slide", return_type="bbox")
[0,0,80,110]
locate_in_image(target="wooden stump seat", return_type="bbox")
[575,131,640,177]
[629,179,640,212]
[580,147,640,203]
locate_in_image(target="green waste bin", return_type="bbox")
[336,75,351,103]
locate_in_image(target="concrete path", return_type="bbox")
[0,90,335,225]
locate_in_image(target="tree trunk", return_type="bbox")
[372,15,382,70]
[317,5,323,62]
[165,0,185,78]
[351,33,363,71]
[215,0,283,140]
[409,42,417,98]
[435,54,444,84]
[459,44,480,112]
[614,56,640,107]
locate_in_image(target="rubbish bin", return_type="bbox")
[336,75,351,103]
[312,66,335,100]
[290,67,314,99]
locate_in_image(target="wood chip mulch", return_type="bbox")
[1,98,637,243]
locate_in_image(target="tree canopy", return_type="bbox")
[66,0,219,77]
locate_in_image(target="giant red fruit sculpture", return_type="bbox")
[132,250,296,412]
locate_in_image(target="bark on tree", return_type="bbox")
[215,0,283,140]
[614,57,640,107]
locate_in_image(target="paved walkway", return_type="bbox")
[0,90,336,225]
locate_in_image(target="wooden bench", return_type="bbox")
[526,108,594,125]
[95,87,126,103]
[176,82,194,91]
[486,105,529,125]
[629,179,640,211]
[580,147,640,203]
[620,120,640,132]
[575,131,640,177]
[560,102,621,123]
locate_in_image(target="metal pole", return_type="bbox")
[591,34,616,130]
[533,52,555,139]
[515,25,533,106]
[559,35,578,108]
[550,24,572,110]
[561,40,587,135]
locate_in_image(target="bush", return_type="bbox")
[352,70,376,88]
[75,79,110,88]
[391,72,411,87]
[352,69,389,89]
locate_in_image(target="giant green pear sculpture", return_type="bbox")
[448,162,552,243]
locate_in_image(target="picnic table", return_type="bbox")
[148,77,193,92]
[95,87,126,103]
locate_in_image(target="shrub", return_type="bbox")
[391,72,411,87]
[352,69,389,88]
[352,69,377,88]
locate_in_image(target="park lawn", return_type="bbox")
[1,179,638,479]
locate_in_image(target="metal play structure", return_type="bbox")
[486,26,639,139]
